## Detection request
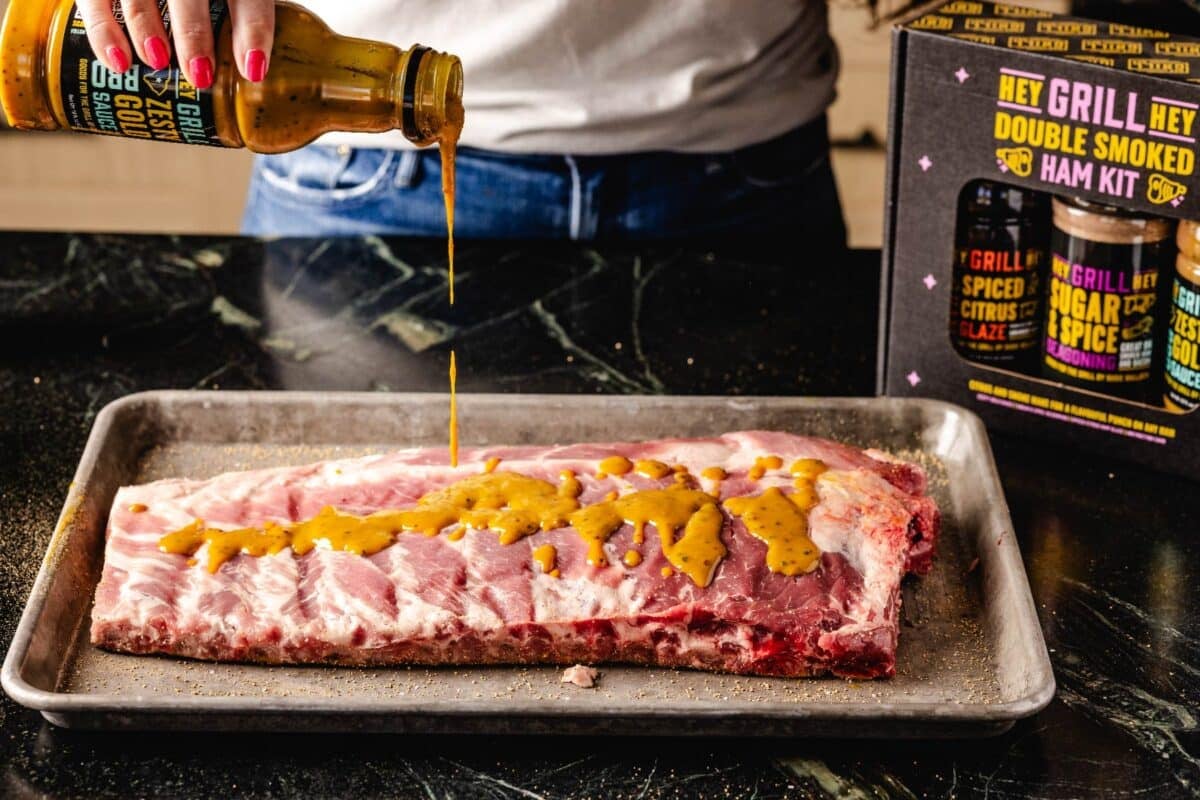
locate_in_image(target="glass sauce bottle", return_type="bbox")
[1164,220,1200,413]
[0,0,463,152]
[1042,197,1172,404]
[950,180,1048,372]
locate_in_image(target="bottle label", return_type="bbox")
[1043,242,1163,387]
[57,1,227,146]
[1165,273,1200,410]
[952,245,1042,357]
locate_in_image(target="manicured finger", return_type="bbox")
[76,0,132,74]
[229,0,274,82]
[166,0,215,89]
[120,0,171,70]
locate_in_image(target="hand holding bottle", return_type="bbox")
[75,0,274,88]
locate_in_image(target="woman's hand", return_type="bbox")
[76,0,275,89]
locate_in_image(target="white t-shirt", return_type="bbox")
[309,1,837,155]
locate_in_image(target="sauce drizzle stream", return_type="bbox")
[440,92,464,467]
[449,350,458,467]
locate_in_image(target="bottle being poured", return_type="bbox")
[0,0,463,155]
[1,0,466,465]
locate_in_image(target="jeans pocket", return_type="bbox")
[256,146,398,206]
[730,123,830,190]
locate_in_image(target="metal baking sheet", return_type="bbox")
[2,392,1054,737]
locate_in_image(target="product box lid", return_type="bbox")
[907,1,1200,82]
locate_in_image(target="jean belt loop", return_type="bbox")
[394,150,421,188]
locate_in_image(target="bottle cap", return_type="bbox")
[1052,196,1173,245]
[1177,219,1200,264]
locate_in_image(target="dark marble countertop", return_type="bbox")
[0,233,1196,799]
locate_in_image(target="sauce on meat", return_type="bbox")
[559,469,582,499]
[532,544,557,576]
[747,455,783,480]
[160,456,826,587]
[789,458,827,480]
[633,459,671,480]
[724,487,821,576]
[596,456,633,478]
[569,488,725,585]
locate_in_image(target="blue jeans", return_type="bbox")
[241,116,845,245]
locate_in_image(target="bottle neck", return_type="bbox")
[0,0,72,131]
[396,47,463,146]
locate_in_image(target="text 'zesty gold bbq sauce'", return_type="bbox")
[1165,220,1200,413]
[0,0,462,154]
[1042,197,1173,403]
[950,180,1048,370]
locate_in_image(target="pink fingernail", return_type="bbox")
[105,46,129,73]
[244,48,267,82]
[190,56,213,89]
[144,36,170,70]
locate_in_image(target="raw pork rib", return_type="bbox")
[91,431,939,679]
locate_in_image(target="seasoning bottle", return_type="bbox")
[950,180,1048,372]
[1042,197,1173,403]
[1164,220,1200,412]
[0,0,463,153]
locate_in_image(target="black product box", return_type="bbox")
[880,0,1200,475]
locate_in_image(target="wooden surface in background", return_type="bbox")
[0,133,255,234]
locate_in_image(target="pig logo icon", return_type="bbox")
[996,147,1033,177]
[1147,173,1187,206]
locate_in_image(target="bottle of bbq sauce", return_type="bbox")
[0,0,463,153]
[950,180,1049,372]
[1042,197,1173,404]
[1164,220,1200,413]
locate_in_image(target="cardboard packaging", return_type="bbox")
[880,0,1200,474]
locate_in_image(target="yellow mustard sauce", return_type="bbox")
[790,480,819,510]
[790,458,828,480]
[661,566,674,578]
[448,350,458,467]
[532,544,557,576]
[160,519,293,575]
[701,466,727,482]
[567,488,724,585]
[484,457,501,474]
[160,457,825,586]
[724,487,821,576]
[128,503,149,513]
[596,455,633,479]
[603,490,619,502]
[633,460,671,480]
[441,91,463,306]
[747,455,783,481]
[559,469,582,499]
